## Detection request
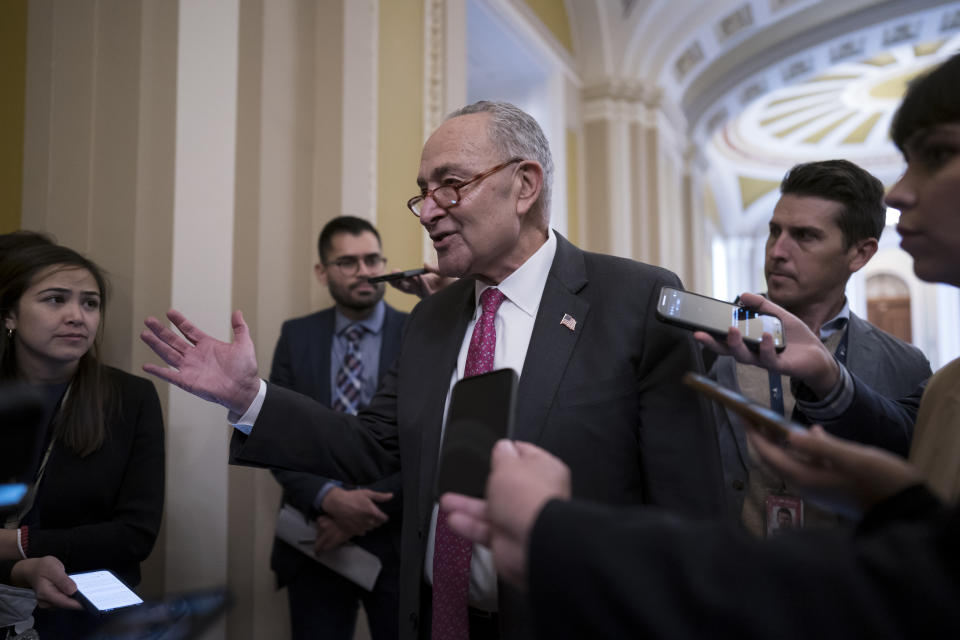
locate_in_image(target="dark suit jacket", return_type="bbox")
[528,485,960,639]
[24,367,164,587]
[713,312,931,520]
[232,234,724,639]
[268,304,407,585]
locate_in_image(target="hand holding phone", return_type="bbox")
[656,286,785,352]
[682,372,803,444]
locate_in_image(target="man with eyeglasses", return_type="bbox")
[267,216,406,640]
[142,101,723,640]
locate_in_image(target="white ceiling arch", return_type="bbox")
[563,0,960,236]
[685,0,960,142]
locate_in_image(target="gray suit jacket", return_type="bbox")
[232,233,724,640]
[713,311,932,521]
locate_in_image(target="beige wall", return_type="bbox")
[18,1,429,637]
[580,89,704,286]
[0,0,27,233]
[565,128,581,247]
[378,0,425,314]
[583,120,611,254]
[524,0,573,54]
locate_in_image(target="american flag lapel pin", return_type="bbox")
[560,313,577,331]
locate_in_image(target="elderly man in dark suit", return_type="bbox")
[142,101,723,640]
[268,216,406,640]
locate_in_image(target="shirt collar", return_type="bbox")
[473,229,557,318]
[334,299,386,336]
[819,298,850,340]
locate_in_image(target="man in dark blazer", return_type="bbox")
[708,160,930,531]
[268,216,407,640]
[142,101,724,640]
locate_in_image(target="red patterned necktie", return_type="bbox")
[332,325,365,415]
[432,287,506,640]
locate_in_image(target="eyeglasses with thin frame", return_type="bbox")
[325,253,387,277]
[406,157,524,217]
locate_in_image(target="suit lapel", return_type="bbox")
[844,312,871,374]
[513,235,589,443]
[313,310,334,406]
[378,305,404,379]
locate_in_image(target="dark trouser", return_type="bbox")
[32,608,99,639]
[287,557,399,640]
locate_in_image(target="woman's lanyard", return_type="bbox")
[3,386,68,529]
[768,328,849,415]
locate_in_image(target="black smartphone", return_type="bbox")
[436,368,518,498]
[0,384,46,518]
[682,372,802,444]
[0,384,45,484]
[656,286,785,352]
[366,268,428,284]
[70,570,144,615]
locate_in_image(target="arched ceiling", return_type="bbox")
[566,0,960,236]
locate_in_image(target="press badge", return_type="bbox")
[765,494,803,539]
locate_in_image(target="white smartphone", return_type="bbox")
[69,570,144,614]
[656,286,785,352]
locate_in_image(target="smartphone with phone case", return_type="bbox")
[682,372,803,444]
[435,368,518,498]
[69,570,144,615]
[656,286,785,352]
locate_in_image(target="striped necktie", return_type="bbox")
[332,325,365,415]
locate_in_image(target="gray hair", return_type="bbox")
[447,101,554,221]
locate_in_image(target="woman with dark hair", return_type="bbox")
[0,230,54,258]
[0,237,164,635]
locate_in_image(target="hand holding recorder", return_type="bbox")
[370,262,457,299]
[691,292,843,398]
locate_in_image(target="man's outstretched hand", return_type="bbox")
[141,309,261,416]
